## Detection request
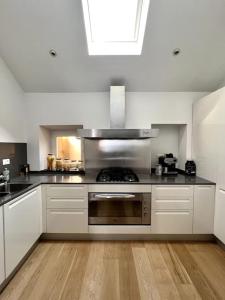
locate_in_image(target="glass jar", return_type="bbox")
[77,160,83,170]
[55,158,63,171]
[70,160,77,171]
[47,154,56,171]
[63,159,71,171]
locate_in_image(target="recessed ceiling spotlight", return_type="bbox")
[173,48,181,56]
[49,49,57,57]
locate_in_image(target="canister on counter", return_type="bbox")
[155,164,162,176]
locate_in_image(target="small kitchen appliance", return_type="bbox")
[185,160,196,176]
[96,167,139,183]
[158,153,178,176]
[89,190,151,225]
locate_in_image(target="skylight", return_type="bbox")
[82,0,150,55]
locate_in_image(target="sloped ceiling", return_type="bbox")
[0,0,225,92]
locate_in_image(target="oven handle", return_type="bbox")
[94,193,135,199]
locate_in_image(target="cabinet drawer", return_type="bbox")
[153,185,193,200]
[47,209,88,233]
[47,185,87,199]
[47,197,87,209]
[151,210,193,234]
[152,197,193,210]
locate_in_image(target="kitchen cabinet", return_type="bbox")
[4,187,42,277]
[0,207,5,285]
[152,210,193,234]
[152,185,193,210]
[214,187,225,243]
[46,185,87,209]
[47,209,88,233]
[46,184,88,233]
[193,185,215,234]
[151,185,193,234]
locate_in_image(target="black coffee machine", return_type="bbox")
[158,153,178,176]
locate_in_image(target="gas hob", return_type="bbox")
[96,167,139,183]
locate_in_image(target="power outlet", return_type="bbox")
[2,159,10,165]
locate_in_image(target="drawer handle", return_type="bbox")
[155,212,189,215]
[51,211,83,215]
[156,200,190,203]
[219,188,225,194]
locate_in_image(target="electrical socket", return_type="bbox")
[2,159,10,165]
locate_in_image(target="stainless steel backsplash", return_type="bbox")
[83,139,151,172]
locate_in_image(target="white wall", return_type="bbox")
[25,92,206,170]
[0,57,26,142]
[151,125,180,167]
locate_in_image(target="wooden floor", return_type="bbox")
[1,241,225,300]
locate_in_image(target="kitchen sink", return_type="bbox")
[0,183,32,194]
[0,192,10,197]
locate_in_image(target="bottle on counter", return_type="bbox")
[47,154,56,171]
[155,164,162,176]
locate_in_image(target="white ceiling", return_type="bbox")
[0,0,225,92]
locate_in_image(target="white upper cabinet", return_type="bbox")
[0,207,5,285]
[4,187,42,277]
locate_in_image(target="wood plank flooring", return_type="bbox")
[1,241,225,300]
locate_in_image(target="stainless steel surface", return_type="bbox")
[110,86,125,129]
[88,192,151,225]
[83,139,151,171]
[77,85,159,140]
[95,194,135,199]
[77,128,159,139]
[89,217,142,225]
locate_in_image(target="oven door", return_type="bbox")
[88,192,151,225]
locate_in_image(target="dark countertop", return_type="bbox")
[0,173,215,207]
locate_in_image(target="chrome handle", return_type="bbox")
[95,194,135,199]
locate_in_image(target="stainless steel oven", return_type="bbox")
[88,192,151,225]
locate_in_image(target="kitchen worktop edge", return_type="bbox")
[0,173,215,207]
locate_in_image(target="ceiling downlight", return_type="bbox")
[49,49,57,57]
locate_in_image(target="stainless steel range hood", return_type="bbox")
[78,86,159,139]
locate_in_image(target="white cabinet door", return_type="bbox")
[151,210,193,234]
[193,185,215,234]
[152,185,193,210]
[47,209,88,233]
[0,207,5,285]
[4,187,42,277]
[214,187,225,243]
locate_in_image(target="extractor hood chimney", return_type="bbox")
[110,86,125,129]
[77,86,159,139]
